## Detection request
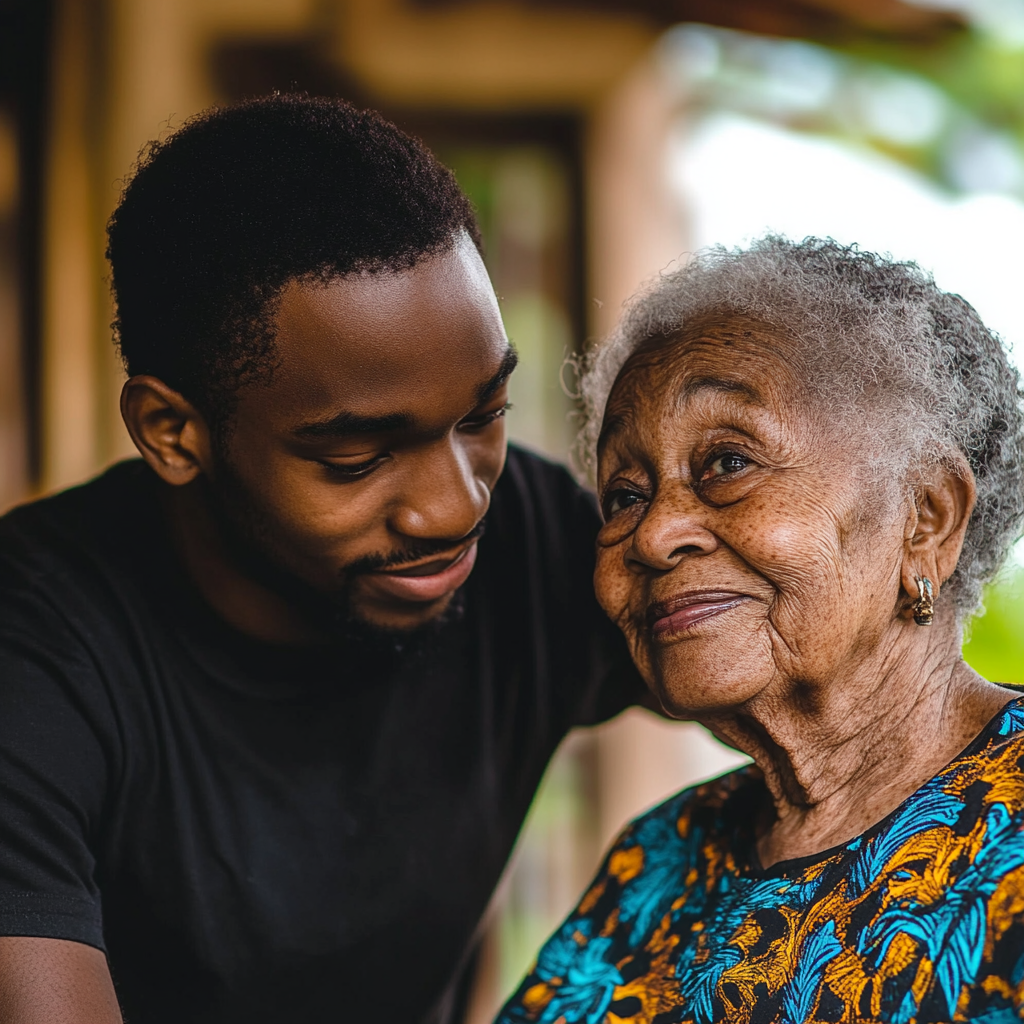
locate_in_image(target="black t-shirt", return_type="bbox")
[0,447,639,1024]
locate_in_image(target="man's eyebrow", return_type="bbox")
[292,411,412,440]
[476,347,519,405]
[292,347,518,440]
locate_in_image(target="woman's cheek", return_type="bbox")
[741,515,842,596]
[595,547,655,683]
[594,545,634,625]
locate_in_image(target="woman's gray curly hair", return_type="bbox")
[577,235,1024,619]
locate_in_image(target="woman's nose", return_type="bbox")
[624,489,718,574]
[389,440,490,542]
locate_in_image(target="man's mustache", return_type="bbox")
[344,519,487,575]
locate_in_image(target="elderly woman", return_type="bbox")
[496,237,1024,1024]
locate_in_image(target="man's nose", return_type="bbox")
[623,486,719,574]
[389,440,490,542]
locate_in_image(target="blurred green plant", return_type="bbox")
[964,561,1024,683]
[659,13,1024,197]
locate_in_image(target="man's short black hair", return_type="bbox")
[107,94,482,419]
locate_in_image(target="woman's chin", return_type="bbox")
[649,649,772,718]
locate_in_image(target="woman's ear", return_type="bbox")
[120,376,213,486]
[900,460,977,602]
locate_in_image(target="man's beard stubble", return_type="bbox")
[201,460,479,654]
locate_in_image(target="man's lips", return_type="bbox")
[648,591,749,637]
[360,542,479,604]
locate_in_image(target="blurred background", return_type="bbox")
[1,0,1023,1018]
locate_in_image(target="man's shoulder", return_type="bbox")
[498,443,580,489]
[0,460,155,584]
[489,444,599,539]
[0,463,159,712]
[474,447,639,729]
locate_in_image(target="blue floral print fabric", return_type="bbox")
[496,696,1024,1023]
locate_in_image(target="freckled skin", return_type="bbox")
[594,315,1012,866]
[596,317,896,710]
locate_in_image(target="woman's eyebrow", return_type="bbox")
[597,414,628,453]
[597,376,765,450]
[679,376,762,403]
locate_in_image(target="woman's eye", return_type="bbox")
[603,488,645,518]
[702,451,751,480]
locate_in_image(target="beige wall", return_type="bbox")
[585,53,689,342]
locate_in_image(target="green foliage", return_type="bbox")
[664,21,1024,198]
[847,31,1024,134]
[963,564,1024,684]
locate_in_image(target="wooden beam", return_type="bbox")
[411,0,964,45]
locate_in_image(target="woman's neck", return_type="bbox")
[699,620,1013,869]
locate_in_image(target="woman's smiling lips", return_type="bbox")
[362,542,479,604]
[648,591,750,637]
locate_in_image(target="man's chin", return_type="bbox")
[197,469,469,647]
[337,589,466,653]
[347,590,460,635]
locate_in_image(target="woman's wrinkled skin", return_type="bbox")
[594,315,1012,868]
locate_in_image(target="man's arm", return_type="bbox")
[0,938,121,1024]
[0,580,121,1023]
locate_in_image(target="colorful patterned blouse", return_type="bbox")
[497,695,1024,1024]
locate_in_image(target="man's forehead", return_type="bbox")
[278,250,494,335]
[262,244,509,417]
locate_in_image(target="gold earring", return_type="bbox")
[913,577,934,626]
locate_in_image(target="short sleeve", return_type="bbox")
[495,789,704,1024]
[0,576,119,951]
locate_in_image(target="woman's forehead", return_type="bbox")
[596,317,825,472]
[608,315,797,411]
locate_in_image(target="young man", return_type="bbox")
[0,97,644,1023]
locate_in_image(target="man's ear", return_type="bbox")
[900,460,976,604]
[120,376,214,486]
